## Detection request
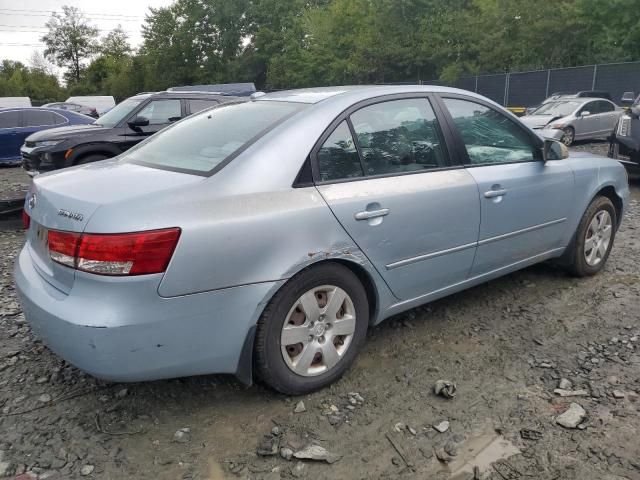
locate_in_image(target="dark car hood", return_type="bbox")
[25,124,108,141]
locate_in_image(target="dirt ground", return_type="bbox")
[0,144,639,480]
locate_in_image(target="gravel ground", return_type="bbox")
[0,148,639,480]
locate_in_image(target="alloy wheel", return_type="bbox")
[561,128,574,146]
[584,210,612,267]
[280,285,356,377]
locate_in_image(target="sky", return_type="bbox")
[0,0,174,69]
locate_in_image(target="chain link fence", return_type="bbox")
[447,61,640,108]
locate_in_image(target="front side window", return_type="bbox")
[124,100,305,175]
[579,101,598,115]
[443,98,535,165]
[94,97,145,127]
[136,99,182,125]
[350,98,448,176]
[317,121,363,182]
[0,111,21,128]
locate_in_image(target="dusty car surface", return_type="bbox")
[15,85,630,395]
[521,97,623,146]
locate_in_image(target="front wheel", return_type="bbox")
[561,127,575,146]
[565,196,617,277]
[254,263,369,395]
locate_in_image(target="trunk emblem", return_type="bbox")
[28,193,37,209]
[58,209,84,221]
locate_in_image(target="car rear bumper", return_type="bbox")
[14,245,282,382]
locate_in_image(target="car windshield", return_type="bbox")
[533,101,580,117]
[94,97,145,127]
[123,100,305,175]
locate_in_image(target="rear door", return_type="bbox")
[439,95,574,276]
[594,100,618,136]
[313,96,480,301]
[0,110,23,161]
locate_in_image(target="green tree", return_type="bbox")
[41,5,99,84]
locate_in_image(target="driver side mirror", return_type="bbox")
[579,111,591,117]
[127,116,149,130]
[542,139,569,161]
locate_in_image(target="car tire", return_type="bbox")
[565,196,617,277]
[561,127,575,146]
[254,263,369,395]
[75,154,110,165]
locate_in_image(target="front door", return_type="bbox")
[313,97,481,301]
[440,96,574,276]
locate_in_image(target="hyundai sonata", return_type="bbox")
[16,86,629,394]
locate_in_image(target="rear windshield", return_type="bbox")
[123,101,305,175]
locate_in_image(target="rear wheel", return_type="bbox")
[254,263,369,395]
[561,127,575,146]
[75,153,110,165]
[565,196,617,277]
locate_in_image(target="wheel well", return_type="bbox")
[329,259,379,323]
[596,186,623,226]
[73,151,113,165]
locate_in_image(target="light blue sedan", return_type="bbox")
[15,86,629,394]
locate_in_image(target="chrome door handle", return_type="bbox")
[484,189,508,198]
[354,208,390,221]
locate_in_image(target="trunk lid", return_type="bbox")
[25,159,204,293]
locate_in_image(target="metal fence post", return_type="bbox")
[545,69,551,97]
[504,73,510,106]
[592,64,598,90]
[475,76,478,93]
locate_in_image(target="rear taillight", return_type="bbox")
[47,228,181,276]
[22,210,30,229]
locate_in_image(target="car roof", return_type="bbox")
[255,85,478,104]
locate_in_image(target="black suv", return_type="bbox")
[21,91,241,175]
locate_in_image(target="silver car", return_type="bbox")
[521,97,623,146]
[15,86,629,394]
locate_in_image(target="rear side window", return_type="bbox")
[23,110,60,127]
[318,121,363,182]
[597,101,614,113]
[188,99,219,115]
[350,98,448,176]
[124,101,305,175]
[0,110,21,128]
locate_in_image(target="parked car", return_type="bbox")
[608,100,640,174]
[21,90,242,175]
[42,102,98,118]
[0,108,94,166]
[66,96,115,115]
[520,97,623,145]
[0,97,31,108]
[16,86,629,395]
[525,91,614,115]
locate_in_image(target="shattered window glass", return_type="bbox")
[350,98,448,176]
[443,98,535,165]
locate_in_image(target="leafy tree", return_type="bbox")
[100,26,132,58]
[41,5,99,84]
